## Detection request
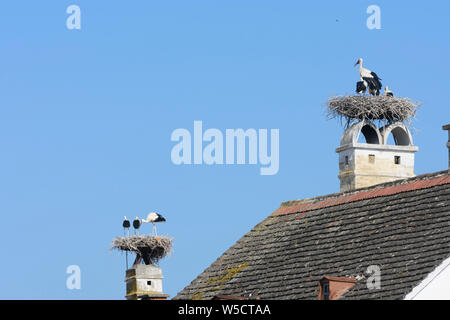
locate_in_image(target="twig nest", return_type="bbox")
[326,95,421,127]
[111,235,173,265]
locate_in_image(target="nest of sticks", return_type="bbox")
[111,235,173,265]
[326,95,421,127]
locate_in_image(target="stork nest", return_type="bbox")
[111,235,173,265]
[326,95,421,127]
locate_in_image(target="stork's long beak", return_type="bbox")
[354,60,360,67]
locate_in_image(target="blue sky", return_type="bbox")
[0,1,449,299]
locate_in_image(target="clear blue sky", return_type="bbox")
[0,1,448,299]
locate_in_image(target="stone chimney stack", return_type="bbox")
[336,121,418,192]
[125,264,169,300]
[443,124,450,169]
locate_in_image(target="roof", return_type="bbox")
[175,170,450,300]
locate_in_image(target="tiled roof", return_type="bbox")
[175,170,450,300]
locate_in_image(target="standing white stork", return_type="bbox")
[355,58,382,96]
[356,78,368,94]
[142,212,166,236]
[122,216,130,236]
[132,217,141,235]
[122,216,131,269]
[384,86,394,97]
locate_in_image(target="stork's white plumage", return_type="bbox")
[143,212,166,223]
[142,212,166,236]
[384,86,394,97]
[355,58,382,96]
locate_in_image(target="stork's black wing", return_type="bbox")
[133,219,141,229]
[370,72,382,90]
[155,214,166,222]
[370,71,381,80]
[363,77,381,95]
[356,81,366,94]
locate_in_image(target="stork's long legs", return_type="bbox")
[123,228,129,269]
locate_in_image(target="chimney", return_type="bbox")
[443,124,450,169]
[318,276,357,300]
[336,121,418,192]
[125,264,169,300]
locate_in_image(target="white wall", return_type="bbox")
[404,256,450,300]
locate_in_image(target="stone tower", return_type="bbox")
[125,264,169,300]
[336,121,418,192]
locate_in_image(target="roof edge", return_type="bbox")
[276,169,449,216]
[280,169,449,209]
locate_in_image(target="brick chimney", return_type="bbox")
[336,121,418,192]
[443,124,450,169]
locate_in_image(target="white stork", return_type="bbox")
[132,217,141,235]
[122,216,130,236]
[122,216,131,269]
[142,212,166,236]
[356,78,368,94]
[355,58,382,96]
[384,86,394,97]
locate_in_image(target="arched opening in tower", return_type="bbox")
[358,124,380,144]
[387,127,411,146]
